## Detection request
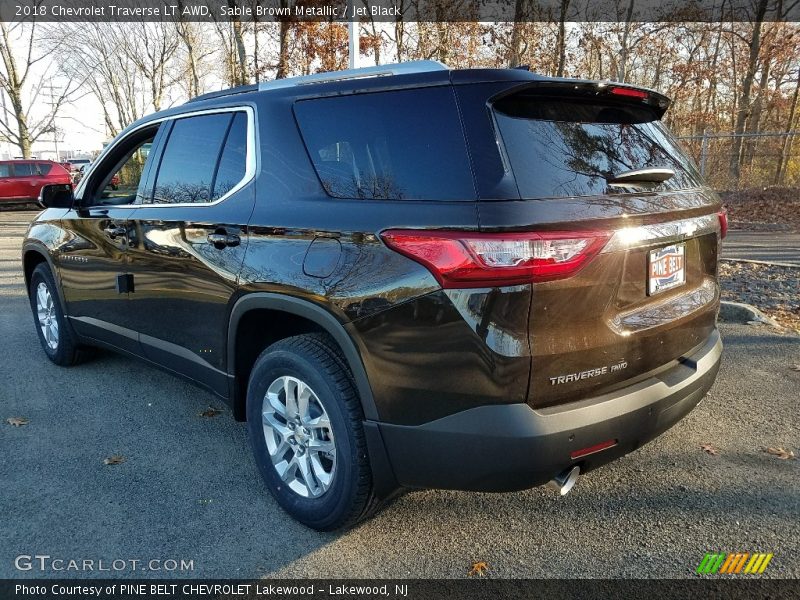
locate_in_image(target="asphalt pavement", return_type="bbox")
[724,230,800,267]
[0,211,798,579]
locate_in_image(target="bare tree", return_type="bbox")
[0,22,75,157]
[51,23,152,136]
[122,23,181,111]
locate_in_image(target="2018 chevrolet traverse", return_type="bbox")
[22,61,724,530]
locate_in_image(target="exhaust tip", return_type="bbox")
[548,465,581,496]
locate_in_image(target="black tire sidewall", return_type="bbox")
[29,265,70,363]
[246,347,360,530]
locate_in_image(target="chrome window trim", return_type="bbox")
[601,214,720,253]
[75,105,257,209]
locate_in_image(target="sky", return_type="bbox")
[1,20,383,161]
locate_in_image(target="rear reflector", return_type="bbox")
[381,230,611,288]
[609,86,649,99]
[570,439,618,460]
[718,209,728,239]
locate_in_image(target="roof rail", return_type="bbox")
[185,83,259,104]
[257,60,448,91]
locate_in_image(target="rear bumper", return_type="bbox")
[375,328,722,492]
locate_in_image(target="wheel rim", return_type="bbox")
[262,375,336,498]
[35,282,59,350]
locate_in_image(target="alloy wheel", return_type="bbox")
[36,282,59,350]
[262,375,336,498]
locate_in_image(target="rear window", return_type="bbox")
[294,87,476,201]
[493,95,703,198]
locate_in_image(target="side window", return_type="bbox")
[37,162,50,175]
[13,163,35,177]
[151,113,237,205]
[86,127,160,207]
[211,112,247,201]
[294,87,476,201]
[0,164,9,177]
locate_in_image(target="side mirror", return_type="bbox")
[39,184,74,209]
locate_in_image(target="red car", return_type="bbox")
[0,160,72,205]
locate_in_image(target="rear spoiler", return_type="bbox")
[486,79,671,119]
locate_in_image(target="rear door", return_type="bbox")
[465,82,722,409]
[125,108,255,395]
[9,162,38,200]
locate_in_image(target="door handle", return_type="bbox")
[103,225,127,238]
[207,233,240,248]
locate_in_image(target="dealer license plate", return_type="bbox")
[648,243,686,295]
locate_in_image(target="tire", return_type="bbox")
[28,263,91,366]
[246,333,377,531]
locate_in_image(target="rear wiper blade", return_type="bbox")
[607,167,675,184]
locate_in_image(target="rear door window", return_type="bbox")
[0,164,10,177]
[12,163,36,177]
[493,94,703,198]
[152,113,233,205]
[294,87,476,201]
[211,112,248,201]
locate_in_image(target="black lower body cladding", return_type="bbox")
[376,329,722,492]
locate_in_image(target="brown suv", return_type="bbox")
[23,62,724,530]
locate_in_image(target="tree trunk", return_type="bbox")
[175,2,200,96]
[616,0,636,82]
[276,22,290,78]
[253,19,260,83]
[743,43,772,168]
[8,90,31,157]
[508,0,527,67]
[394,18,405,62]
[775,69,800,185]
[555,0,570,77]
[729,0,769,183]
[228,1,249,85]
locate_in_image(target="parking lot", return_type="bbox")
[1,211,798,579]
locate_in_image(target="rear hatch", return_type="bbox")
[467,80,723,409]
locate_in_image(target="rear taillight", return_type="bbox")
[718,209,728,239]
[381,230,611,288]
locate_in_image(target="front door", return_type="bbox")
[58,123,165,353]
[126,109,255,395]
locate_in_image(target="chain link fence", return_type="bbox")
[676,131,800,192]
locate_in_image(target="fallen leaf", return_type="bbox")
[200,407,222,418]
[765,447,795,460]
[468,561,489,577]
[6,417,29,427]
[700,443,718,456]
[103,455,126,465]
